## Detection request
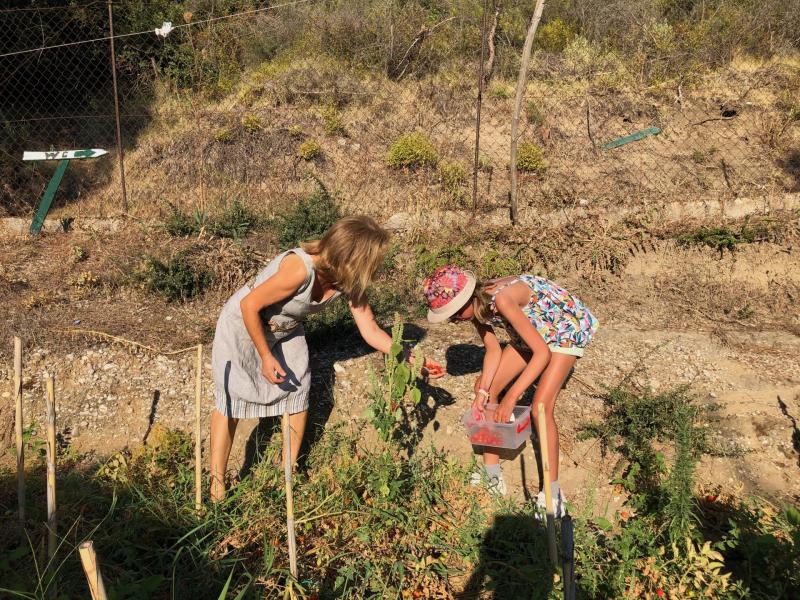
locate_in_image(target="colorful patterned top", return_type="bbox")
[485,275,598,357]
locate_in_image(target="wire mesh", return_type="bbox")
[1,1,796,223]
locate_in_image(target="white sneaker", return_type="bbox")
[469,469,508,496]
[487,473,507,496]
[535,489,567,519]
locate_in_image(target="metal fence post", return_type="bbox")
[107,0,128,213]
[472,0,489,210]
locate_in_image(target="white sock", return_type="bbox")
[485,463,502,477]
[550,480,561,498]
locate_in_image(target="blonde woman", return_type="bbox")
[210,216,441,501]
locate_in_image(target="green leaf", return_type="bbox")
[390,342,403,359]
[411,388,422,405]
[394,407,403,421]
[786,505,800,527]
[594,517,613,531]
[393,363,411,390]
[218,568,235,600]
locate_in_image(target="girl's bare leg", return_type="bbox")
[210,409,238,502]
[284,410,308,467]
[483,345,529,466]
[531,353,576,483]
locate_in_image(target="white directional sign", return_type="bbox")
[23,149,108,161]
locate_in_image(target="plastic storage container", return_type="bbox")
[462,404,532,449]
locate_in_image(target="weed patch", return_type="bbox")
[516,142,547,174]
[677,218,778,253]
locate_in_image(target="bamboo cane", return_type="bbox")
[14,336,24,522]
[194,344,203,512]
[537,403,558,565]
[78,541,108,600]
[45,374,57,599]
[283,410,298,578]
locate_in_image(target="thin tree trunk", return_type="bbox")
[482,3,502,89]
[509,0,545,225]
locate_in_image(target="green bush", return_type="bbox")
[139,252,212,302]
[298,139,322,161]
[537,18,577,53]
[677,218,777,253]
[240,114,264,133]
[437,160,468,202]
[164,204,209,237]
[322,106,347,136]
[210,199,260,239]
[516,142,547,174]
[386,132,439,169]
[274,179,341,249]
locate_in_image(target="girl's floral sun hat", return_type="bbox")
[423,265,476,324]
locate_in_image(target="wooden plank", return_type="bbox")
[600,127,661,150]
[23,149,108,161]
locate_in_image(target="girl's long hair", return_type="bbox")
[472,281,495,324]
[302,216,390,305]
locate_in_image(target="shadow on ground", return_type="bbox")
[457,513,555,599]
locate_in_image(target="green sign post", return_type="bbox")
[22,149,108,234]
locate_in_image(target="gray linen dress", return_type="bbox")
[211,248,341,419]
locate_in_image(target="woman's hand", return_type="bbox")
[494,396,516,423]
[261,353,286,384]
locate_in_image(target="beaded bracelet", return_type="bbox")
[477,388,490,398]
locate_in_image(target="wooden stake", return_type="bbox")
[78,541,108,600]
[14,336,25,522]
[282,410,298,578]
[509,0,545,224]
[45,374,57,599]
[194,344,203,512]
[537,403,558,565]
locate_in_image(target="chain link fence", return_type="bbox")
[2,1,797,224]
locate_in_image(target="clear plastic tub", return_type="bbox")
[462,404,532,449]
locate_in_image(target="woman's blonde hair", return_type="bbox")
[471,281,495,324]
[302,216,390,305]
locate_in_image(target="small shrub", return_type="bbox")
[210,199,259,239]
[139,253,212,302]
[274,179,341,249]
[489,82,513,99]
[240,114,263,133]
[478,153,493,172]
[71,245,87,263]
[691,150,707,164]
[438,160,468,202]
[288,124,303,138]
[526,100,545,126]
[213,126,234,143]
[298,139,322,161]
[73,271,101,288]
[165,204,198,237]
[480,248,522,279]
[677,219,775,253]
[516,142,547,174]
[537,18,577,53]
[322,106,347,136]
[386,132,439,169]
[414,243,469,277]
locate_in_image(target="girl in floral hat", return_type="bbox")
[423,265,598,513]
